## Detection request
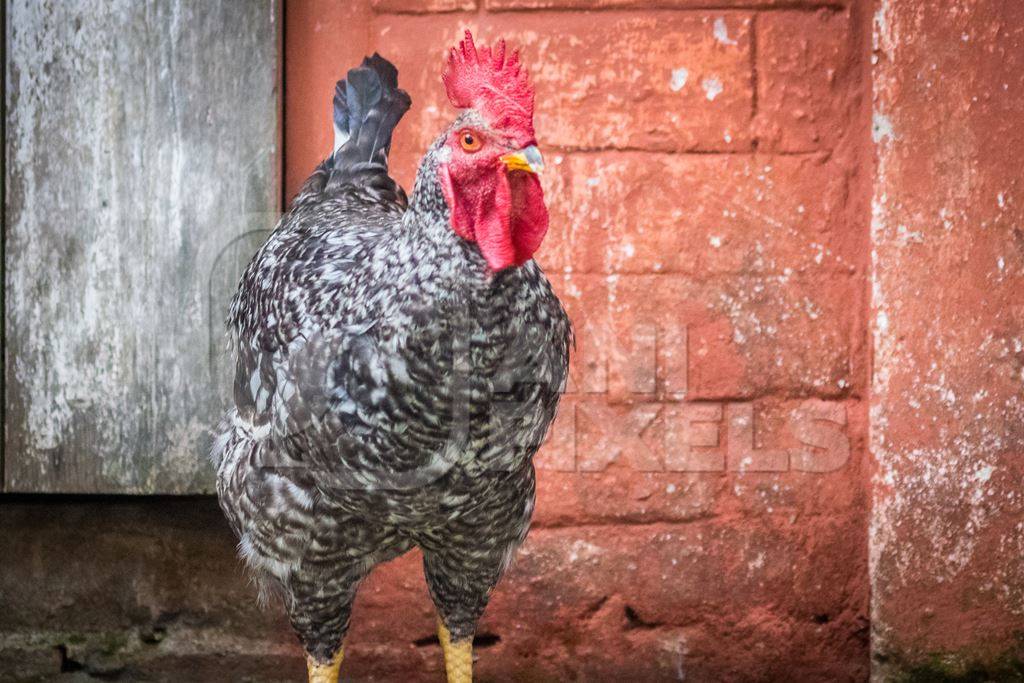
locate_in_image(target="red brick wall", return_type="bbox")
[285,1,872,679]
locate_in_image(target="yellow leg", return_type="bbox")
[306,647,343,683]
[437,618,473,683]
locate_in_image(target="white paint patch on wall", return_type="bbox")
[873,112,895,143]
[713,17,738,46]
[670,67,689,92]
[702,77,723,101]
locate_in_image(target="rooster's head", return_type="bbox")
[437,31,547,273]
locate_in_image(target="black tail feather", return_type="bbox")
[326,54,411,198]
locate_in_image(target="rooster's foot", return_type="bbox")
[306,647,343,683]
[438,618,473,683]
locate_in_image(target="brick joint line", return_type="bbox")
[372,3,849,16]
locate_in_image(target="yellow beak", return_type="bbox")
[500,145,544,174]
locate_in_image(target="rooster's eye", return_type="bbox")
[459,131,482,152]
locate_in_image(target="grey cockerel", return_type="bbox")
[213,31,570,683]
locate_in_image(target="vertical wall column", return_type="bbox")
[870,1,1024,678]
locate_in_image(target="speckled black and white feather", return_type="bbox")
[212,56,570,661]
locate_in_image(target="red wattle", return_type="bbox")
[508,171,548,266]
[439,163,548,272]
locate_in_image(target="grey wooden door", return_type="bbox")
[4,0,280,493]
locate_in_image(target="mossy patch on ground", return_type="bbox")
[889,651,1024,683]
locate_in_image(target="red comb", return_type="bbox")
[442,31,536,140]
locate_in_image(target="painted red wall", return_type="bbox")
[870,0,1024,677]
[285,0,873,680]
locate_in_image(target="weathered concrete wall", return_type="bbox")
[4,0,280,494]
[869,0,1024,679]
[0,498,301,682]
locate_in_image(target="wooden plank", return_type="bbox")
[4,0,280,493]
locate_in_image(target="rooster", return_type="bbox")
[213,32,570,683]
